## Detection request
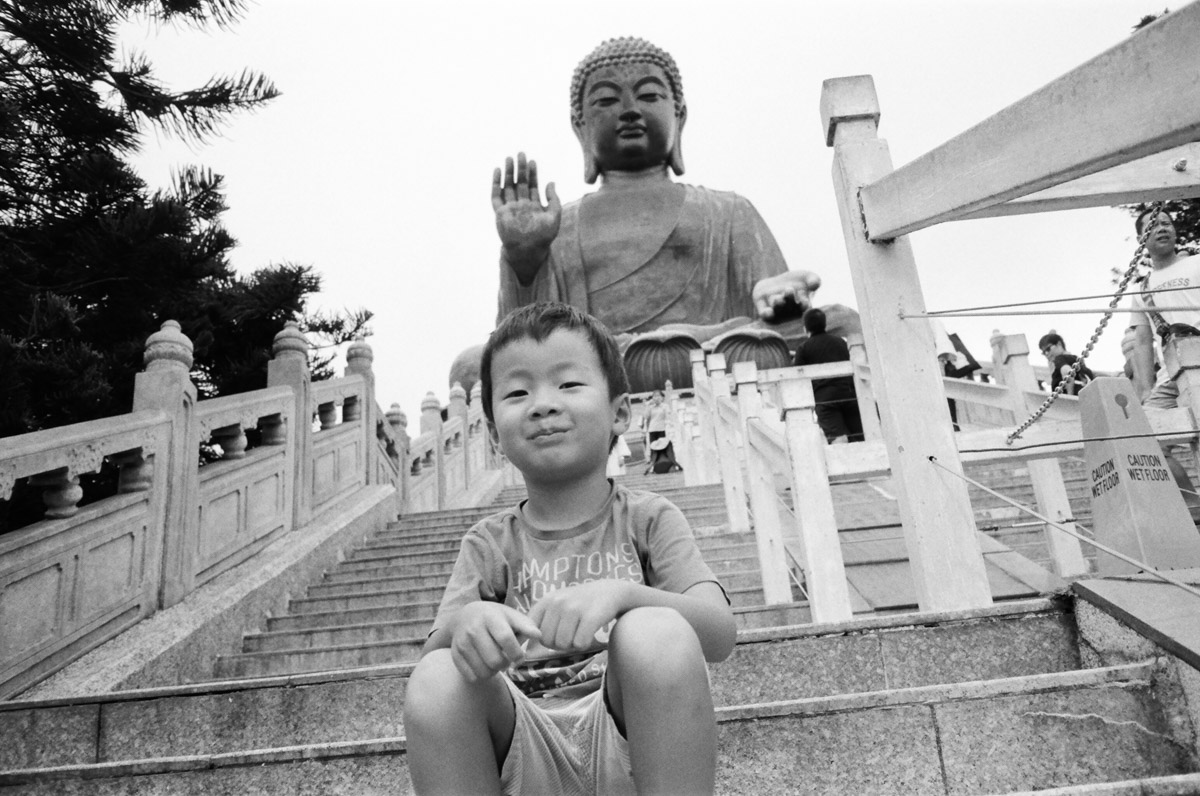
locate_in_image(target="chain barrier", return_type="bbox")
[1006,202,1164,444]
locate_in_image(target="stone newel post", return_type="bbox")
[421,392,446,509]
[132,320,200,608]
[387,403,410,511]
[448,382,470,488]
[345,338,378,486]
[268,322,313,527]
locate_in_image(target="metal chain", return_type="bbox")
[1006,202,1164,444]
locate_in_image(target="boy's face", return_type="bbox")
[488,329,630,486]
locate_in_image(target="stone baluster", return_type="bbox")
[267,321,312,528]
[259,414,286,447]
[317,402,338,430]
[823,75,991,611]
[421,392,446,509]
[210,424,248,460]
[132,319,200,608]
[114,451,153,494]
[28,469,83,519]
[732,361,793,604]
[990,332,1089,577]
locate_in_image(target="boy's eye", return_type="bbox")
[560,381,583,389]
[503,389,527,400]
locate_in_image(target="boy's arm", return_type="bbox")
[1130,324,1157,401]
[422,601,541,682]
[529,578,736,663]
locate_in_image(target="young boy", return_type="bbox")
[404,302,736,795]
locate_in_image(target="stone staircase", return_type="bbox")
[2,470,1198,793]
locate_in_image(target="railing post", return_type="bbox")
[449,382,470,492]
[268,322,313,528]
[823,75,991,612]
[779,376,854,622]
[387,403,410,512]
[733,362,793,604]
[990,332,1089,577]
[847,332,882,441]
[706,353,751,535]
[345,338,378,487]
[1164,336,1200,440]
[690,350,721,484]
[421,392,446,509]
[132,320,200,608]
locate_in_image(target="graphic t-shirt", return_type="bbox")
[1130,253,1200,386]
[430,483,724,698]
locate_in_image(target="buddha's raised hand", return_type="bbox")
[492,152,562,285]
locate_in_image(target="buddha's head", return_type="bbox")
[570,37,687,183]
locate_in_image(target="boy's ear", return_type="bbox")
[611,393,632,435]
[487,420,500,448]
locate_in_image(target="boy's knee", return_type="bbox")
[405,649,459,722]
[610,607,703,672]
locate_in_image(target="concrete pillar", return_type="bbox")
[421,392,446,509]
[132,320,199,608]
[345,338,378,486]
[267,321,312,528]
[823,75,991,611]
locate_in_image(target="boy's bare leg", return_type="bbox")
[404,648,516,795]
[607,606,717,795]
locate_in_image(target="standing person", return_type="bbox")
[644,389,668,454]
[1126,207,1200,509]
[793,308,863,443]
[404,302,735,795]
[1038,331,1095,395]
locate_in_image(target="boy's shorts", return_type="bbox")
[499,675,635,796]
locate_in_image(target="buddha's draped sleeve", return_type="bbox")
[496,202,589,324]
[725,192,788,321]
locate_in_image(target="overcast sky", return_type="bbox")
[121,0,1170,423]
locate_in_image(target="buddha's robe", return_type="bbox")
[497,185,788,334]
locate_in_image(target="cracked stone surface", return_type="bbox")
[936,681,1193,794]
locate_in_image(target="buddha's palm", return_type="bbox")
[492,153,562,284]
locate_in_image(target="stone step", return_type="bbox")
[331,556,455,578]
[1,600,1077,768]
[998,772,1200,794]
[2,662,1181,794]
[288,591,439,619]
[306,579,447,603]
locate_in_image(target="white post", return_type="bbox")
[733,362,794,604]
[991,332,1089,577]
[690,350,721,484]
[847,332,882,442]
[707,353,751,535]
[779,376,853,622]
[822,75,992,611]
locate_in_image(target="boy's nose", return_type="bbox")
[528,388,562,418]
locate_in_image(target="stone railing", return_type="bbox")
[0,320,498,698]
[402,382,493,514]
[670,333,1200,623]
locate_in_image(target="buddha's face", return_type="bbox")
[577,62,680,173]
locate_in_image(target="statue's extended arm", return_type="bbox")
[492,152,561,286]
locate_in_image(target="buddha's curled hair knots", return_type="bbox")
[570,37,685,127]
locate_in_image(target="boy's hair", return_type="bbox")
[1038,332,1065,351]
[802,307,827,335]
[1136,207,1173,236]
[480,302,631,425]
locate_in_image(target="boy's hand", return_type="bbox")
[450,602,541,683]
[528,580,631,653]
